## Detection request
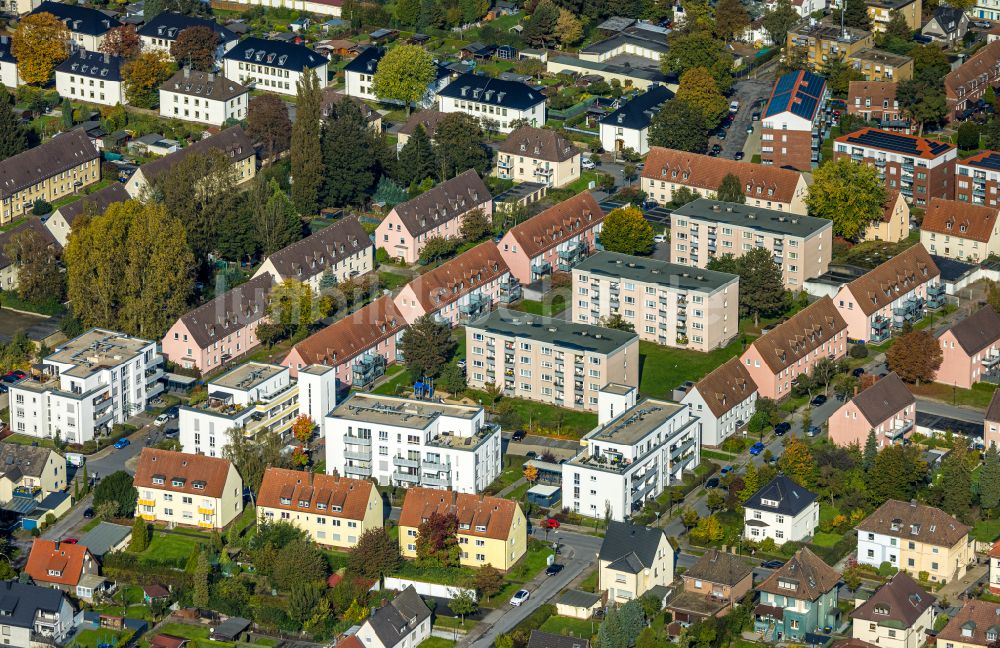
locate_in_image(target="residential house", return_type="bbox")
[0,580,75,645]
[850,48,914,82]
[850,571,935,648]
[396,110,447,149]
[222,37,329,97]
[133,448,245,530]
[374,170,492,264]
[954,150,1000,207]
[754,548,841,641]
[832,243,942,342]
[0,218,59,293]
[24,539,98,594]
[986,390,1000,449]
[398,488,526,570]
[670,199,832,289]
[44,183,128,247]
[848,81,910,133]
[159,68,249,126]
[0,0,39,15]
[582,18,670,63]
[743,475,819,544]
[55,49,125,107]
[937,600,1000,648]
[562,386,700,520]
[787,22,874,70]
[138,12,238,58]
[321,90,382,131]
[922,6,969,45]
[498,191,605,284]
[936,306,1000,388]
[921,198,1000,261]
[257,468,382,548]
[124,126,256,197]
[864,190,910,242]
[344,46,448,108]
[161,273,274,374]
[990,540,1000,594]
[252,215,373,290]
[828,372,916,448]
[598,521,673,603]
[760,70,828,171]
[437,72,547,133]
[668,549,753,623]
[740,297,848,400]
[0,37,18,89]
[641,147,810,214]
[8,329,162,444]
[857,499,973,583]
[31,1,121,50]
[282,295,407,387]
[833,128,957,206]
[496,126,581,188]
[393,241,515,326]
[866,0,921,32]
[945,40,1000,120]
[0,129,100,226]
[0,445,66,502]
[598,85,673,157]
[681,357,758,447]
[325,393,502,493]
[204,0,341,16]
[354,586,431,648]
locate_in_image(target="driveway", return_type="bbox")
[715,79,772,160]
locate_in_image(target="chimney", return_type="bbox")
[104,53,109,64]
[54,540,60,551]
[208,72,214,81]
[184,67,190,78]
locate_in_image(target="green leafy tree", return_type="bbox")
[473,564,505,602]
[882,10,912,41]
[373,45,436,114]
[437,363,468,394]
[671,186,700,207]
[347,527,400,583]
[844,0,872,30]
[707,248,786,325]
[288,581,325,624]
[716,173,745,203]
[434,113,491,179]
[885,329,943,384]
[957,121,981,151]
[806,158,887,241]
[714,0,750,41]
[400,314,456,380]
[249,177,303,256]
[0,87,26,162]
[5,228,64,305]
[980,446,1000,513]
[935,443,974,521]
[246,93,292,162]
[762,0,800,48]
[821,57,865,97]
[780,437,817,487]
[663,30,732,92]
[600,206,654,255]
[193,549,211,608]
[321,98,379,207]
[739,461,761,502]
[449,590,478,625]
[292,69,324,216]
[92,471,138,518]
[396,0,421,26]
[523,0,560,46]
[599,313,635,332]
[648,99,709,152]
[868,444,927,505]
[129,517,150,552]
[225,427,288,496]
[460,208,491,243]
[121,50,173,108]
[675,67,729,128]
[397,124,438,187]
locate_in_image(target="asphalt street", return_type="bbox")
[716,79,772,160]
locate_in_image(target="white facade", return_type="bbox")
[681,382,757,447]
[858,529,904,571]
[207,0,341,16]
[438,94,546,134]
[325,393,502,494]
[599,121,646,158]
[8,329,162,445]
[159,73,249,126]
[0,48,19,89]
[0,586,74,646]
[140,34,238,60]
[743,478,819,545]
[55,67,125,107]
[223,55,328,97]
[562,387,701,521]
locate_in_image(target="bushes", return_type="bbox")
[849,344,869,359]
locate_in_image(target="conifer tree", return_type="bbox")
[291,69,323,216]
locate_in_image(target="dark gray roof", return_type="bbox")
[366,586,431,647]
[0,129,99,200]
[212,617,251,640]
[685,549,753,587]
[178,273,274,349]
[162,68,247,102]
[582,32,668,56]
[438,72,546,111]
[222,37,326,72]
[557,589,602,609]
[344,45,382,75]
[0,218,58,269]
[140,126,254,185]
[575,251,737,293]
[78,522,131,557]
[945,306,1000,355]
[261,215,369,282]
[32,1,120,36]
[392,169,490,237]
[672,199,832,239]
[470,309,638,356]
[850,572,935,627]
[56,48,122,81]
[138,12,237,43]
[53,182,130,227]
[0,445,58,479]
[850,372,914,426]
[987,390,1000,424]
[599,85,673,130]
[528,630,591,648]
[599,521,667,573]
[928,6,967,34]
[0,580,69,630]
[744,475,817,517]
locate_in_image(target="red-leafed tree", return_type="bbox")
[170,26,219,71]
[100,24,141,59]
[886,330,943,385]
[415,512,460,567]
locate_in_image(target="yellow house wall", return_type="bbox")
[899,536,972,583]
[257,486,383,549]
[1,159,100,225]
[137,464,244,530]
[398,504,528,571]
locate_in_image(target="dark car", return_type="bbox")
[810,395,827,406]
[711,144,722,154]
[545,564,564,576]
[734,151,744,160]
[852,367,865,378]
[526,450,537,459]
[83,508,94,519]
[512,430,526,441]
[716,129,727,140]
[761,560,786,569]
[706,477,720,488]
[751,111,760,121]
[774,422,791,436]
[164,405,180,418]
[807,426,821,437]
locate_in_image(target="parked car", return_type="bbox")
[749,441,766,456]
[734,151,744,160]
[512,430,526,441]
[716,129,727,140]
[545,564,563,576]
[164,405,180,418]
[720,465,734,475]
[526,450,537,458]
[975,19,993,28]
[711,144,722,154]
[510,590,530,606]
[83,508,94,519]
[746,123,754,134]
[761,560,786,569]
[706,477,720,488]
[654,234,668,243]
[751,111,760,121]
[810,395,827,406]
[154,414,169,427]
[582,157,596,170]
[113,438,130,449]
[852,367,865,378]
[774,422,791,436]
[807,426,821,437]
[729,100,740,112]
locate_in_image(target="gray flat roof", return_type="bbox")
[550,55,674,83]
[673,198,832,239]
[212,362,284,391]
[575,251,738,293]
[601,383,635,396]
[582,33,669,55]
[78,522,131,557]
[588,398,682,445]
[331,393,481,430]
[468,309,637,355]
[559,589,603,608]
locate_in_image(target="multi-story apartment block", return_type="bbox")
[496,125,581,188]
[857,499,973,583]
[325,393,502,493]
[0,128,99,226]
[754,548,841,641]
[572,251,739,350]
[864,190,911,242]
[282,295,407,388]
[850,48,914,82]
[55,49,125,107]
[598,84,673,156]
[867,0,921,32]
[744,474,819,545]
[159,68,249,126]
[786,21,874,69]
[498,191,605,284]
[393,241,518,326]
[437,72,547,133]
[0,0,39,16]
[374,170,492,264]
[671,199,833,289]
[945,40,1000,120]
[31,1,120,51]
[598,522,673,603]
[937,601,1000,648]
[681,357,758,448]
[562,385,700,521]
[0,581,75,646]
[222,37,328,97]
[741,296,848,400]
[161,273,274,374]
[829,372,915,449]
[9,329,162,445]
[45,183,128,248]
[137,12,238,58]
[252,215,373,291]
[935,306,1000,389]
[848,81,910,133]
[134,448,244,530]
[954,151,1000,207]
[760,70,828,171]
[398,488,527,570]
[642,148,810,214]
[466,309,640,412]
[178,362,336,457]
[834,128,957,206]
[850,572,935,648]
[344,46,449,108]
[922,197,1000,261]
[833,243,943,342]
[257,468,382,548]
[0,37,19,89]
[125,126,255,197]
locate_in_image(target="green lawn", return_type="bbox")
[372,364,413,396]
[0,217,27,233]
[579,568,599,592]
[811,531,844,548]
[910,381,998,410]
[379,270,410,291]
[565,171,601,194]
[395,561,476,585]
[433,615,479,630]
[325,549,350,572]
[134,531,205,568]
[467,389,598,438]
[69,627,132,648]
[637,338,746,399]
[418,639,456,648]
[973,518,1000,542]
[701,449,736,462]
[4,433,57,449]
[484,455,529,495]
[80,518,101,533]
[495,540,555,602]
[143,623,238,648]
[513,295,567,316]
[539,615,599,639]
[508,480,531,501]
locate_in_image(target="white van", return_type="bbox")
[729,100,740,113]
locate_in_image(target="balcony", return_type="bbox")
[137,497,155,507]
[197,506,214,515]
[927,283,946,309]
[422,474,451,488]
[344,449,371,461]
[534,166,554,179]
[459,292,489,321]
[393,455,420,469]
[345,434,372,446]
[631,479,657,502]
[531,260,552,278]
[198,520,214,528]
[557,241,588,271]
[676,334,689,345]
[422,458,449,471]
[670,437,696,460]
[886,420,913,440]
[393,471,420,484]
[499,278,522,304]
[345,464,372,478]
[352,353,387,388]
[498,157,512,169]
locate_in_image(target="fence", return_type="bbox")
[379,577,478,601]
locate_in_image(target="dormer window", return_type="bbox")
[192,480,206,490]
[48,569,62,577]
[317,502,326,510]
[299,499,310,507]
[777,579,796,590]
[475,524,487,532]
[874,605,889,615]
[910,523,920,535]
[332,505,342,512]
[172,478,185,488]
[280,497,292,505]
[152,476,164,486]
[761,497,779,507]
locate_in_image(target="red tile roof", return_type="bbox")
[24,539,93,587]
[921,197,1000,242]
[748,297,847,373]
[133,448,235,499]
[945,40,1000,102]
[504,191,604,259]
[842,244,938,317]
[287,295,405,366]
[257,467,374,520]
[401,241,510,313]
[398,487,519,541]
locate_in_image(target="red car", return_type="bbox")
[61,538,78,544]
[543,518,561,530]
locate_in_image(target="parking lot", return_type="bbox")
[712,78,773,160]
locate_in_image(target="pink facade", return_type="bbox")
[936,328,1000,389]
[828,377,915,449]
[161,318,264,374]
[282,333,400,385]
[375,201,492,264]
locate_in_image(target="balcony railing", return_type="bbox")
[345,464,372,477]
[393,471,420,483]
[393,456,420,469]
[422,475,451,488]
[345,434,372,446]
[344,449,371,461]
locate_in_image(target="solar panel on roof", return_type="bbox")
[968,152,1000,171]
[794,95,818,120]
[774,72,797,95]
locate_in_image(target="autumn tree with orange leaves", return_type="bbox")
[291,414,314,444]
[12,13,70,85]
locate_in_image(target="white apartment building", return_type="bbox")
[572,251,739,351]
[344,45,449,108]
[8,329,162,445]
[680,356,759,447]
[159,68,249,126]
[598,85,673,156]
[0,36,19,89]
[324,392,502,494]
[437,72,547,133]
[31,1,120,51]
[743,475,820,545]
[465,309,640,412]
[222,37,328,97]
[137,12,238,59]
[55,49,125,107]
[562,385,701,521]
[179,362,336,457]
